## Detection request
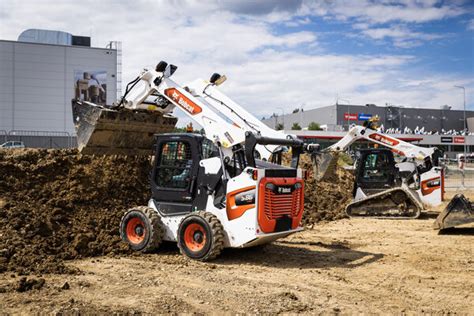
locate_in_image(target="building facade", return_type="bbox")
[263,103,474,133]
[262,104,474,157]
[0,29,119,147]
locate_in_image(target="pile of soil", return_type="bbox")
[299,154,354,226]
[0,149,151,274]
[0,149,353,275]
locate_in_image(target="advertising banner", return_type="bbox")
[453,136,465,144]
[358,113,373,121]
[344,113,358,121]
[74,70,107,105]
[440,137,453,143]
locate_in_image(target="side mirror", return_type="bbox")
[209,73,227,86]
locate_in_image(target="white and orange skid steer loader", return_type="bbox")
[72,61,318,260]
[313,121,473,227]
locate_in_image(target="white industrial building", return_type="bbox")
[0,29,120,147]
[262,103,474,157]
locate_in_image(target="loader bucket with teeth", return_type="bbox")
[433,194,474,230]
[72,100,177,155]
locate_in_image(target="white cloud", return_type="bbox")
[217,0,303,15]
[0,0,471,125]
[284,17,312,27]
[361,25,445,47]
[302,0,465,25]
[468,19,474,31]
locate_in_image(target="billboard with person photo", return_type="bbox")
[74,70,107,105]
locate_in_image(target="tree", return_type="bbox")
[173,126,187,133]
[307,122,322,131]
[275,123,284,130]
[291,123,302,130]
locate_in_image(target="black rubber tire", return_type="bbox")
[177,211,224,261]
[119,206,163,253]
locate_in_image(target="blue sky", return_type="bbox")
[1,0,473,118]
[289,11,473,76]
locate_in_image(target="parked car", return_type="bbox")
[0,141,25,149]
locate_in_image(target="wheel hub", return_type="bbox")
[125,217,146,244]
[183,223,207,252]
[135,225,144,237]
[193,231,204,243]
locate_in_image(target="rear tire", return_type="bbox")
[120,206,163,252]
[177,211,224,261]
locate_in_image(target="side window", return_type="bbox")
[201,139,219,159]
[155,141,193,189]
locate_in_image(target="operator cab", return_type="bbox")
[151,133,220,216]
[150,133,297,217]
[354,149,399,196]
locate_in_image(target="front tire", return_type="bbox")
[119,206,163,252]
[177,211,224,261]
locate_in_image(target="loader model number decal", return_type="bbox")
[368,133,400,147]
[164,88,202,115]
[278,187,292,194]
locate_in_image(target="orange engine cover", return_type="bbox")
[257,177,304,233]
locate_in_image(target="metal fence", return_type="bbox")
[440,158,474,189]
[2,130,77,149]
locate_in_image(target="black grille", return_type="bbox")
[264,169,297,178]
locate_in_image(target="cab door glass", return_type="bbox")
[362,152,391,183]
[155,141,193,189]
[201,138,219,159]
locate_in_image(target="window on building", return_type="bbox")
[452,145,466,152]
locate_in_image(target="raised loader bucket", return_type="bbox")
[433,194,474,230]
[72,100,177,155]
[311,151,339,181]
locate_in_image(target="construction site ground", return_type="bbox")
[1,193,473,314]
[0,149,472,314]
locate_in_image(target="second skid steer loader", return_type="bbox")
[312,122,445,218]
[312,121,474,226]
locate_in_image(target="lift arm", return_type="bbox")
[73,61,321,161]
[310,124,442,180]
[117,64,247,156]
[186,76,300,160]
[327,125,435,161]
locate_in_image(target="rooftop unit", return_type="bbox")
[18,29,91,47]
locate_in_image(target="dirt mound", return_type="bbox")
[0,149,353,275]
[299,154,354,226]
[0,149,151,274]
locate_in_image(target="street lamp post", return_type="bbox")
[454,85,466,189]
